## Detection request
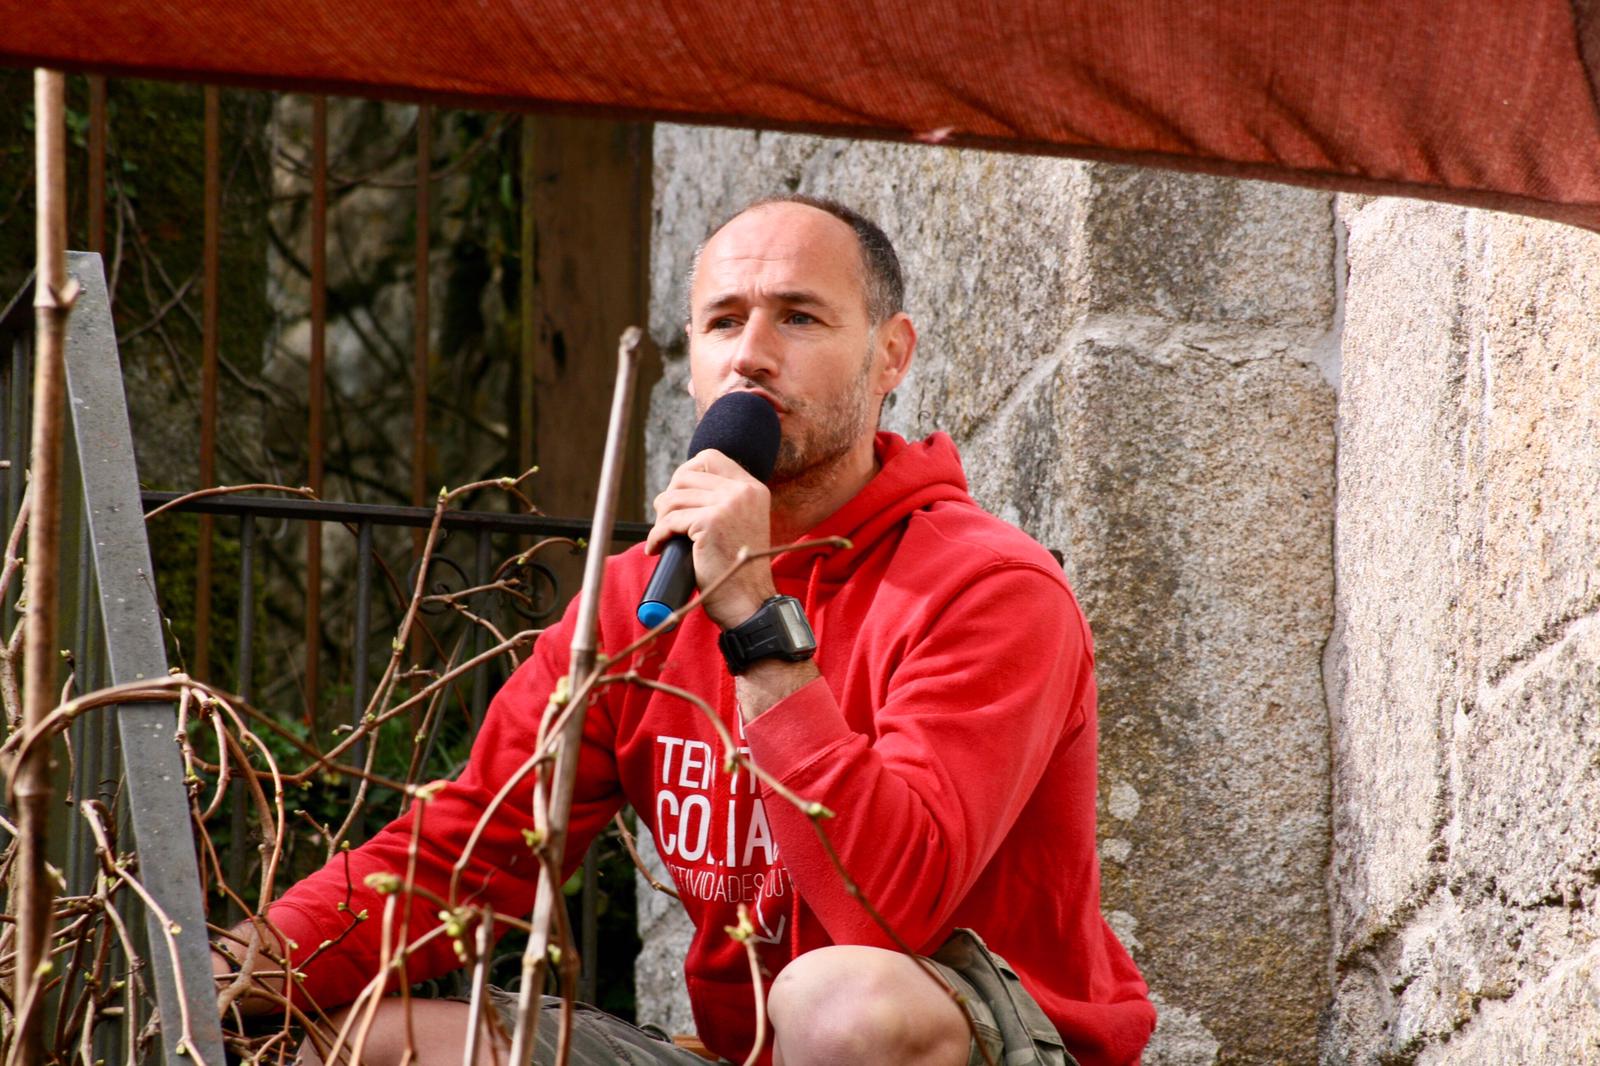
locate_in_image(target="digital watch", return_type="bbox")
[718,595,818,674]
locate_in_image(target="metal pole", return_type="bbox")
[228,512,256,922]
[196,85,220,681]
[305,95,326,733]
[87,76,106,256]
[14,67,72,1066]
[65,251,226,1066]
[351,520,373,772]
[236,513,257,705]
[411,108,431,671]
[471,527,491,724]
[518,118,536,477]
[413,107,431,516]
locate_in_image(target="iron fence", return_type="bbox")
[2,253,650,1063]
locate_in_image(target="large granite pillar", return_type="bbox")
[640,127,1338,1063]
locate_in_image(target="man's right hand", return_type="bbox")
[646,448,779,630]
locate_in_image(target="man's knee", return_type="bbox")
[298,999,495,1066]
[768,945,968,1066]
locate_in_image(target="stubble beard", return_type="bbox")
[768,346,876,485]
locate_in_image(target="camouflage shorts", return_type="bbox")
[481,929,1074,1066]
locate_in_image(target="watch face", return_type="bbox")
[774,598,818,652]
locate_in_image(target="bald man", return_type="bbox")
[217,196,1155,1066]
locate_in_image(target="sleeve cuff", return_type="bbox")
[742,675,857,781]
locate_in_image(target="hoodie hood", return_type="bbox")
[772,431,970,584]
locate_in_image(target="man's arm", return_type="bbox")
[742,563,1091,951]
[252,590,624,1015]
[732,657,818,721]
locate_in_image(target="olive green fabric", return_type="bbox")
[479,928,1071,1066]
[930,928,1077,1066]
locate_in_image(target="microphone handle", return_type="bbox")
[637,535,697,628]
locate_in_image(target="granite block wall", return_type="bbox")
[1324,198,1600,1065]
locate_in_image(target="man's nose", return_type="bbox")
[730,312,780,379]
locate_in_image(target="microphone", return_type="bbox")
[637,391,781,629]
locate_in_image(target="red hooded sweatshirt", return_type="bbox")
[268,431,1155,1065]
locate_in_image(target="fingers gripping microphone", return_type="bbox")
[636,392,781,629]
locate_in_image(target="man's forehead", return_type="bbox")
[692,203,864,304]
[708,201,857,252]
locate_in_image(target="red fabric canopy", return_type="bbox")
[6,1,1600,229]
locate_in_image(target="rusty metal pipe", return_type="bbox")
[87,75,106,255]
[196,85,220,682]
[305,95,326,730]
[518,118,536,477]
[413,106,430,515]
[410,107,431,670]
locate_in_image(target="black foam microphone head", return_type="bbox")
[687,391,782,481]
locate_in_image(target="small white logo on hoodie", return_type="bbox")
[653,731,789,907]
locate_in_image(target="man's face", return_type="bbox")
[686,203,886,483]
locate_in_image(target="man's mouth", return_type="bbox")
[729,387,786,414]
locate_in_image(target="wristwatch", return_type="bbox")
[718,595,818,674]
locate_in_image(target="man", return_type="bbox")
[218,197,1155,1065]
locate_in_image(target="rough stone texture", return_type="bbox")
[1328,200,1470,954]
[1326,199,1600,1064]
[1456,622,1600,919]
[1419,944,1600,1065]
[643,348,694,502]
[642,125,1338,1063]
[1077,166,1336,331]
[1146,993,1224,1066]
[1463,215,1600,682]
[1063,324,1334,1066]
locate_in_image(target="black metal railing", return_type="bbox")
[137,489,648,1005]
[137,491,646,725]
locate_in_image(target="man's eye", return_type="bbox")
[786,312,816,325]
[708,317,739,330]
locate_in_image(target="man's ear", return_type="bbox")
[683,320,695,397]
[874,312,917,397]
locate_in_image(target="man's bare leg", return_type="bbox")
[299,999,504,1066]
[768,946,971,1066]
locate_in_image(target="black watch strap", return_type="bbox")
[719,595,817,674]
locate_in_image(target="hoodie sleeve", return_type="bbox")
[742,560,1090,952]
[264,593,625,1011]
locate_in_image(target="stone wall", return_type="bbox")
[1324,199,1600,1064]
[638,127,1339,1063]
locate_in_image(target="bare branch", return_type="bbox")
[143,482,318,521]
[612,812,679,901]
